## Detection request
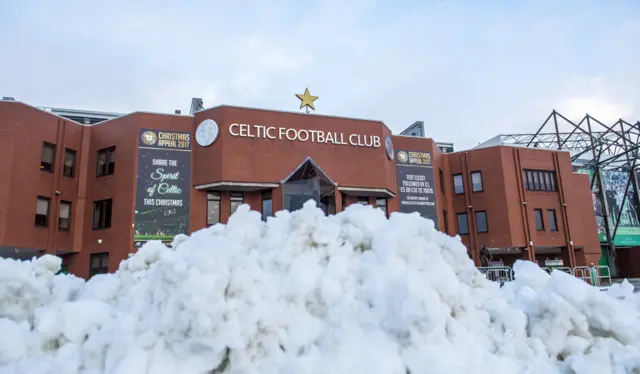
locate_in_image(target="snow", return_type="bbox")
[1,201,639,374]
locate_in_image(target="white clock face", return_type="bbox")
[385,136,394,160]
[195,119,219,147]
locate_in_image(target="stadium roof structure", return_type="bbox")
[477,110,640,258]
[475,110,640,171]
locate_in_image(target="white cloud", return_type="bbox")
[0,1,638,149]
[558,96,633,123]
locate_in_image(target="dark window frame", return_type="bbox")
[533,172,541,190]
[59,200,72,231]
[35,196,51,227]
[453,174,464,195]
[443,209,448,234]
[475,210,488,233]
[63,148,77,177]
[534,208,545,231]
[230,192,244,215]
[261,190,273,221]
[92,198,113,230]
[439,169,445,193]
[96,146,116,177]
[341,192,348,211]
[40,142,56,173]
[207,192,221,226]
[547,209,558,232]
[357,196,369,205]
[376,198,388,217]
[457,212,469,235]
[471,171,484,192]
[89,252,109,277]
[524,170,558,192]
[543,172,552,191]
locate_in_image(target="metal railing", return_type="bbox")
[540,266,574,276]
[477,266,514,283]
[574,265,612,287]
[479,265,611,287]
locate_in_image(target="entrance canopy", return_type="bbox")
[194,181,279,191]
[282,157,336,215]
[338,186,395,198]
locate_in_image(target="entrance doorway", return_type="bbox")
[282,157,336,215]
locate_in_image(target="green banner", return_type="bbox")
[576,167,640,246]
[602,169,640,246]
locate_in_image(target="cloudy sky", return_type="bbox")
[1,0,638,149]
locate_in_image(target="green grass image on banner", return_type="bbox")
[134,235,174,241]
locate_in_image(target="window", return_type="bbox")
[63,149,76,177]
[475,210,488,233]
[443,209,448,233]
[457,213,469,235]
[262,190,273,221]
[471,171,483,192]
[59,201,71,231]
[526,171,534,191]
[548,209,558,232]
[543,172,552,191]
[57,263,70,275]
[357,197,369,205]
[35,196,50,227]
[92,199,113,230]
[207,193,221,225]
[376,198,388,217]
[89,253,109,277]
[534,209,545,231]
[453,174,464,194]
[439,169,445,193]
[524,170,557,192]
[40,142,56,172]
[230,192,243,215]
[283,159,335,215]
[96,146,116,177]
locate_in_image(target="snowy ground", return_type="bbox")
[1,202,640,374]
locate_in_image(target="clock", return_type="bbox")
[384,136,394,160]
[195,119,219,147]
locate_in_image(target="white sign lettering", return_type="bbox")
[228,123,381,148]
[146,166,183,199]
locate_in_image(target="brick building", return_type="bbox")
[0,100,607,278]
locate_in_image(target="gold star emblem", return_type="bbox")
[295,88,318,112]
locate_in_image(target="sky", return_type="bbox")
[1,0,638,149]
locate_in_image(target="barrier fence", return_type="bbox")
[540,267,573,276]
[477,267,514,283]
[479,265,612,287]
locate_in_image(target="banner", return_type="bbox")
[395,150,438,229]
[134,129,192,247]
[576,167,640,246]
[601,169,640,246]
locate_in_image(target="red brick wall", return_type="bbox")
[0,102,83,256]
[0,102,609,277]
[70,112,193,278]
[192,106,396,191]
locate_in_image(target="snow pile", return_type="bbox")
[1,202,640,374]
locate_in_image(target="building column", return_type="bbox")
[272,186,284,215]
[512,148,536,262]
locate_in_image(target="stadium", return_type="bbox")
[0,97,636,279]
